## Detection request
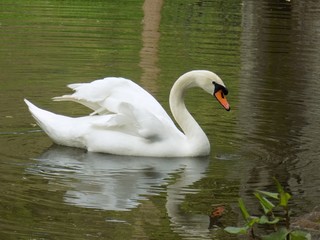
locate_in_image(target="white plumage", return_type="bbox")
[25,70,230,157]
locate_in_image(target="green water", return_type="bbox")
[1,0,320,239]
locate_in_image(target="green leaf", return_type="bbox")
[256,190,279,200]
[254,192,275,214]
[280,192,291,207]
[224,226,248,235]
[290,230,311,240]
[258,215,280,224]
[262,228,289,240]
[238,198,250,221]
[247,216,260,227]
[273,177,292,207]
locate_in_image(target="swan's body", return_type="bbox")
[25,70,230,157]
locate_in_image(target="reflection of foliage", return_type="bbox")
[225,177,311,240]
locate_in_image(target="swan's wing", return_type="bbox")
[89,101,182,141]
[53,77,182,140]
[54,77,170,117]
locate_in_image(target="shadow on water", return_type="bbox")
[28,145,215,238]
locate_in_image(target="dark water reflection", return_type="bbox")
[1,0,320,239]
[237,1,320,225]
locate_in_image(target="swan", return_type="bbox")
[24,70,230,157]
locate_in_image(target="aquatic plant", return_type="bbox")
[224,177,311,240]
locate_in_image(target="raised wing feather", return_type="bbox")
[53,77,181,140]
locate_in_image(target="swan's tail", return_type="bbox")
[24,99,59,128]
[24,99,84,148]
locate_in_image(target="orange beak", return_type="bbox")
[214,89,230,111]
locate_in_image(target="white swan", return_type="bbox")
[24,70,230,157]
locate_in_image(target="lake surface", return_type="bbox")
[1,0,320,239]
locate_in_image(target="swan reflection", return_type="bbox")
[31,145,210,212]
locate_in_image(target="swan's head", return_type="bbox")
[191,70,231,111]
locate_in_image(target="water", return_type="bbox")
[1,0,320,239]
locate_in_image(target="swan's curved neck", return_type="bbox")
[169,72,210,155]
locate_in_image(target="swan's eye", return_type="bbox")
[213,82,228,96]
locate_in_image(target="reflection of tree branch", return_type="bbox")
[139,0,163,92]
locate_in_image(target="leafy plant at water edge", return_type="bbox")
[224,177,311,240]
